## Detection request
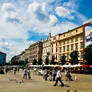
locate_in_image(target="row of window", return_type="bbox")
[60,42,83,52]
[43,42,50,47]
[63,29,81,37]
[43,48,51,53]
[30,51,37,54]
[62,34,83,45]
[30,46,37,50]
[30,55,37,59]
[60,51,83,60]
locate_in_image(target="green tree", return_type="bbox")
[84,44,92,65]
[50,55,55,65]
[70,51,79,64]
[38,58,42,65]
[60,54,66,65]
[32,59,37,65]
[45,56,49,65]
[10,56,19,65]
[25,58,28,65]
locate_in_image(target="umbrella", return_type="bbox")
[80,64,91,68]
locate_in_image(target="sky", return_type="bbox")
[0,0,92,62]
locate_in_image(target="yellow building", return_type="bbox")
[51,25,84,64]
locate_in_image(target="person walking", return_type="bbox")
[23,68,27,79]
[44,69,48,81]
[65,69,68,81]
[14,68,17,74]
[27,68,31,80]
[49,69,52,81]
[52,68,56,81]
[53,67,64,87]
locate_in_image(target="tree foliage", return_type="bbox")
[84,44,92,65]
[70,51,79,64]
[10,56,19,65]
[10,56,28,66]
[60,54,66,65]
[45,56,49,65]
[50,55,55,65]
[38,58,42,65]
[32,59,37,65]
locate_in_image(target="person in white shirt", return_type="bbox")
[53,67,64,87]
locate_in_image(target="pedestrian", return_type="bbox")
[65,69,68,81]
[23,68,27,79]
[27,68,31,80]
[67,71,72,81]
[14,68,17,74]
[49,69,52,81]
[44,69,48,81]
[52,68,56,81]
[53,67,64,87]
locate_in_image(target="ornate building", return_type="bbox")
[28,41,42,64]
[42,33,52,63]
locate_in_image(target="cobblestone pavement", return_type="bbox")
[0,70,92,92]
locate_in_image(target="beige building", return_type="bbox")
[19,51,27,61]
[28,41,42,64]
[50,34,60,63]
[51,25,84,64]
[42,33,52,63]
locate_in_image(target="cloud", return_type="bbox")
[56,7,71,17]
[55,6,75,20]
[0,3,34,61]
[28,2,49,22]
[1,3,15,12]
[0,0,88,62]
[63,0,78,9]
[1,3,22,24]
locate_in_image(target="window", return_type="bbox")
[56,48,57,52]
[56,55,57,60]
[76,29,78,32]
[60,43,62,47]
[75,36,78,41]
[75,43,78,49]
[81,33,83,40]
[67,45,69,51]
[52,48,53,52]
[56,43,57,46]
[71,44,74,50]
[71,38,73,43]
[63,46,65,52]
[67,40,69,44]
[63,40,65,45]
[80,51,83,59]
[80,42,83,48]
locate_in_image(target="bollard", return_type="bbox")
[74,90,77,92]
[67,90,70,92]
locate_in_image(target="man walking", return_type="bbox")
[53,67,64,87]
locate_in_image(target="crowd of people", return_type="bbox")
[0,65,77,88]
[42,67,74,87]
[23,68,31,80]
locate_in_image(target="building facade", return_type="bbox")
[50,34,60,63]
[42,33,52,63]
[58,26,84,64]
[0,51,6,65]
[19,51,27,61]
[51,26,84,64]
[28,41,42,64]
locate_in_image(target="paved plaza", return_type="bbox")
[0,70,92,92]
